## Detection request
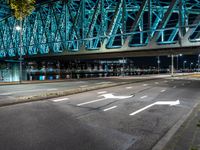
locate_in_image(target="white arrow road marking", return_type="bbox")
[53,98,69,102]
[140,95,148,99]
[103,106,118,112]
[77,93,133,106]
[129,100,180,116]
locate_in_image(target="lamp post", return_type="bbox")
[10,0,35,83]
[171,54,174,77]
[176,54,182,71]
[183,61,187,71]
[198,54,200,72]
[157,56,160,74]
[16,21,22,83]
[190,62,193,70]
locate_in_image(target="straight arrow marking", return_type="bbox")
[129,100,180,116]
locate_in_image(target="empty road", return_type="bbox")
[0,78,199,150]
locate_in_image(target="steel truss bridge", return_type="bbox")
[0,0,200,59]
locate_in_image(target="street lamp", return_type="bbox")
[176,54,182,71]
[183,61,187,70]
[16,23,23,83]
[16,26,21,31]
[157,56,160,74]
[190,62,193,70]
[198,54,200,72]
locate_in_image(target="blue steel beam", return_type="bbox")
[0,0,200,58]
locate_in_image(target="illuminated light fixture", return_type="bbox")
[16,26,21,31]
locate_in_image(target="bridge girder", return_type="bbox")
[0,0,200,59]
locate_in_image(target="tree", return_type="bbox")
[9,0,35,20]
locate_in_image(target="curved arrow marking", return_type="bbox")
[129,100,180,116]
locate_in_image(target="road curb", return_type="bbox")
[151,102,200,150]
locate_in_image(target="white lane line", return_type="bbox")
[126,87,133,89]
[0,89,56,96]
[52,98,69,102]
[47,88,58,91]
[161,89,166,93]
[143,84,148,86]
[0,92,12,96]
[155,82,159,84]
[77,98,106,106]
[80,85,88,88]
[98,91,107,94]
[140,95,148,99]
[96,82,112,85]
[103,106,118,112]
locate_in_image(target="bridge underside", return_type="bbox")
[0,0,200,59]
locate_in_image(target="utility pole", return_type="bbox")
[19,18,23,84]
[157,56,160,74]
[171,54,174,77]
[198,54,200,73]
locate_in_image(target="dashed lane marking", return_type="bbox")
[52,98,69,102]
[96,82,112,85]
[126,87,133,89]
[77,98,105,106]
[80,85,88,88]
[98,91,107,94]
[140,95,148,99]
[161,89,166,93]
[103,106,118,112]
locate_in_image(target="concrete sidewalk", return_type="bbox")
[162,103,200,150]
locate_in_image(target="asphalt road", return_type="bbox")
[0,78,199,150]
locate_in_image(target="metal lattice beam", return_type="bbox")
[0,0,200,58]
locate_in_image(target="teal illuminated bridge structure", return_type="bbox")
[0,0,200,59]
